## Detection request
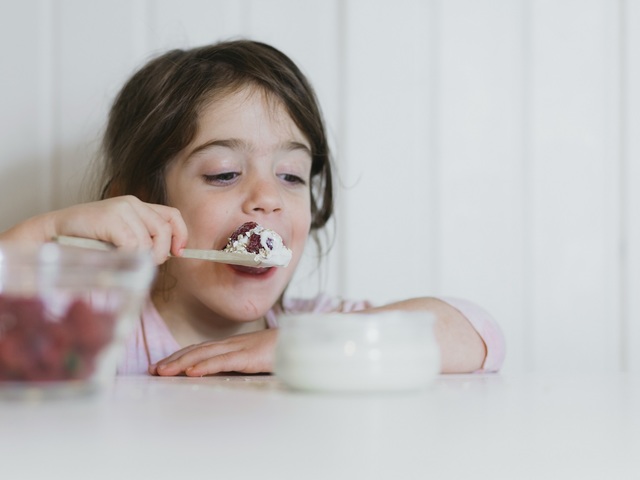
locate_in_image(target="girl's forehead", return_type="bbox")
[195,86,308,146]
[203,85,284,118]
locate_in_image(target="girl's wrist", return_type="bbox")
[13,212,59,243]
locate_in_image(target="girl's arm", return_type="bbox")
[151,297,504,376]
[360,298,494,373]
[0,196,188,264]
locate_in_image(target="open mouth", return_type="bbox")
[230,265,273,275]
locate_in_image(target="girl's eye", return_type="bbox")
[203,172,239,184]
[279,173,307,185]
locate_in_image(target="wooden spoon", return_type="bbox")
[54,235,291,268]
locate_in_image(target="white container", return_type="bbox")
[275,311,440,393]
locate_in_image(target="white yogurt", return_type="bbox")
[274,311,440,392]
[223,223,292,265]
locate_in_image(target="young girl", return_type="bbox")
[0,40,505,375]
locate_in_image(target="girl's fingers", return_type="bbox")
[75,196,188,265]
[147,204,188,256]
[153,344,202,367]
[186,352,252,376]
[123,199,187,263]
[132,203,188,263]
[150,330,277,376]
[153,342,235,376]
[155,349,250,377]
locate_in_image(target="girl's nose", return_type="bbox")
[243,177,283,214]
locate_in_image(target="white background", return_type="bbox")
[1,0,638,374]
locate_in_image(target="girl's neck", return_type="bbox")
[151,290,267,348]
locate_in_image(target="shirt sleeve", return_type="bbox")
[265,293,372,327]
[437,296,506,372]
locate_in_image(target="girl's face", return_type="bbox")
[161,86,312,326]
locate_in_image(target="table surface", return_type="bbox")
[1,373,639,480]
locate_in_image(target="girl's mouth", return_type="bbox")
[229,265,274,276]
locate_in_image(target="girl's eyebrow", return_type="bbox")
[285,141,312,155]
[188,138,312,159]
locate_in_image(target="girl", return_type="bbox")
[0,40,504,375]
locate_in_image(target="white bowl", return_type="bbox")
[275,311,440,393]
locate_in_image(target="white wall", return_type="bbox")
[1,0,638,374]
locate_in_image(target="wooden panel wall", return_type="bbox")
[1,0,638,374]
[625,0,640,373]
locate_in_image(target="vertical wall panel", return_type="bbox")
[603,0,624,371]
[54,0,144,207]
[529,0,621,371]
[150,0,248,50]
[0,0,53,231]
[625,0,640,372]
[247,0,341,130]
[437,0,527,372]
[341,0,434,304]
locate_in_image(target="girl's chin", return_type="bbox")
[221,298,280,323]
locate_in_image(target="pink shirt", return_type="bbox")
[117,294,505,375]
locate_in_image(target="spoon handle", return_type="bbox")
[53,235,289,267]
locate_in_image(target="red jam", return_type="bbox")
[0,295,115,382]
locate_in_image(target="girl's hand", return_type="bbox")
[149,329,277,376]
[1,195,188,265]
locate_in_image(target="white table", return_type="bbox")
[1,373,639,480]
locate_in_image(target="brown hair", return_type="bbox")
[99,39,333,233]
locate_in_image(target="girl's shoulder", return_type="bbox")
[284,293,372,314]
[265,293,372,327]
